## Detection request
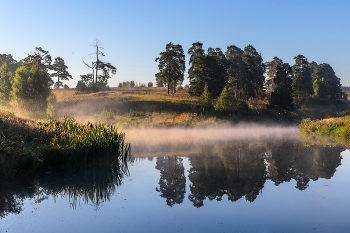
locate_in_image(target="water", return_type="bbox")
[1,127,350,232]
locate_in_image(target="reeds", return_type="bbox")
[0,109,129,178]
[37,115,129,169]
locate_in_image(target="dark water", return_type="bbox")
[1,130,350,233]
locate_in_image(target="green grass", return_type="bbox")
[298,116,350,137]
[0,109,129,179]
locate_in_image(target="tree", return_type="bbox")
[215,86,236,112]
[292,55,313,100]
[0,62,13,104]
[155,73,165,87]
[11,50,52,111]
[225,45,245,99]
[148,82,153,87]
[241,44,266,99]
[188,54,226,98]
[265,57,283,90]
[312,63,341,99]
[0,54,20,74]
[23,47,52,71]
[155,42,185,94]
[82,40,116,90]
[50,57,72,89]
[199,83,213,113]
[187,43,226,98]
[188,42,205,81]
[269,61,294,111]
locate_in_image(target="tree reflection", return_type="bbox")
[187,139,344,207]
[188,142,266,207]
[0,157,130,217]
[155,156,186,207]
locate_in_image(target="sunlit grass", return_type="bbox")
[298,116,350,137]
[0,109,129,179]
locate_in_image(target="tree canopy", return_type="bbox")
[155,42,185,94]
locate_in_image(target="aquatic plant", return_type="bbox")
[0,109,129,178]
[37,115,129,168]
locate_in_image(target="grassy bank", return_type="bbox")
[52,87,349,127]
[0,109,129,179]
[298,116,350,137]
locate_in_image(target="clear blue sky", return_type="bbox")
[2,0,350,87]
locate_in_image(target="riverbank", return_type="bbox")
[298,116,350,137]
[0,109,128,179]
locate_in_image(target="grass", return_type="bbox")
[298,116,350,137]
[0,109,129,179]
[53,87,298,127]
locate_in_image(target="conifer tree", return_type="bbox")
[215,86,236,112]
[51,57,72,89]
[199,83,213,113]
[0,62,13,104]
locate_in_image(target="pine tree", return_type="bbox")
[155,42,185,94]
[0,62,13,104]
[215,86,236,112]
[199,83,213,113]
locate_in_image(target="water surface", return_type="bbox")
[1,127,350,232]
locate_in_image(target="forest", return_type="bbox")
[0,42,346,120]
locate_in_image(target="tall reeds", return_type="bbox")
[0,109,129,179]
[37,115,130,169]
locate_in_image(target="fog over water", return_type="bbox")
[124,123,300,156]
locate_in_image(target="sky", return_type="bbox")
[1,0,350,87]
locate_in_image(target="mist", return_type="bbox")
[124,123,299,156]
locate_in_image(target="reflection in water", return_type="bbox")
[155,156,186,207]
[188,142,267,207]
[0,157,129,218]
[184,139,344,207]
[0,135,346,214]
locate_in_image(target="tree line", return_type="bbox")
[155,42,343,111]
[0,48,73,115]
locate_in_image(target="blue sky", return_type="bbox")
[1,0,350,87]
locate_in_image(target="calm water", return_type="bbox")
[1,127,350,233]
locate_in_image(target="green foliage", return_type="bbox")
[215,86,236,112]
[188,54,226,98]
[312,78,327,99]
[51,57,72,89]
[188,43,226,98]
[148,82,153,87]
[37,115,128,168]
[269,87,293,111]
[0,62,13,104]
[298,116,350,137]
[292,55,313,105]
[94,108,115,122]
[241,45,266,99]
[199,83,213,113]
[156,42,186,94]
[11,64,52,111]
[292,75,307,107]
[312,63,341,99]
[46,92,57,118]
